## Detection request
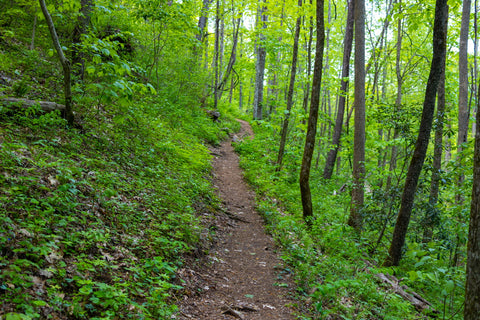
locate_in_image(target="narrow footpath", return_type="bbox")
[175,120,296,319]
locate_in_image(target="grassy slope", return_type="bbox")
[0,42,240,319]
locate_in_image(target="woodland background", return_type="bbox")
[0,0,479,319]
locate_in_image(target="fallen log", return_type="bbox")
[376,273,439,317]
[1,97,65,112]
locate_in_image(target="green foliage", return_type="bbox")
[0,93,237,318]
[0,0,240,315]
[235,119,466,319]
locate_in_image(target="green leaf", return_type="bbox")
[32,300,47,306]
[6,313,32,320]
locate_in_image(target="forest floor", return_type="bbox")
[174,120,297,319]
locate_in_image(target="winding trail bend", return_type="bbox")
[175,120,296,319]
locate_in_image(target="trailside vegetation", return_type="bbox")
[0,0,240,318]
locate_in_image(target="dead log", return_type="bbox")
[1,97,65,112]
[376,273,439,317]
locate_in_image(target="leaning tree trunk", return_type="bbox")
[322,0,354,179]
[464,74,480,320]
[347,0,366,232]
[39,0,74,126]
[276,0,303,171]
[299,0,325,224]
[384,0,448,267]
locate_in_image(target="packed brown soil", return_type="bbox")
[174,119,296,319]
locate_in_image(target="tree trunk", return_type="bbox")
[71,0,93,80]
[213,0,220,110]
[302,6,314,115]
[383,0,448,267]
[253,0,267,120]
[456,0,471,204]
[196,0,212,43]
[424,66,446,242]
[276,0,303,171]
[299,0,325,224]
[386,2,403,193]
[322,0,354,179]
[219,0,225,80]
[464,75,480,320]
[39,0,74,126]
[217,17,241,101]
[347,0,366,232]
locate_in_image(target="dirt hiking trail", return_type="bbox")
[175,120,296,319]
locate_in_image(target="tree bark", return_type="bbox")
[464,73,480,320]
[322,0,354,179]
[384,0,448,267]
[424,66,446,242]
[299,0,325,224]
[456,0,471,204]
[71,0,92,80]
[386,1,403,193]
[253,0,268,120]
[196,0,213,43]
[302,8,314,115]
[276,0,303,171]
[213,0,220,110]
[2,98,65,112]
[347,0,366,232]
[39,0,74,126]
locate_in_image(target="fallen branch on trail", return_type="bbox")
[376,273,439,317]
[1,97,65,112]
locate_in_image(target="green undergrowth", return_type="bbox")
[234,121,444,320]
[0,92,239,319]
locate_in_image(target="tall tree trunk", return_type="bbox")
[219,0,225,80]
[464,75,480,320]
[39,0,74,126]
[253,0,267,120]
[299,0,325,224]
[386,2,403,193]
[347,0,366,232]
[473,0,478,138]
[213,0,220,110]
[302,5,314,115]
[267,0,285,117]
[383,0,448,267]
[322,0,354,179]
[276,0,303,171]
[196,0,212,43]
[424,66,447,242]
[456,0,472,203]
